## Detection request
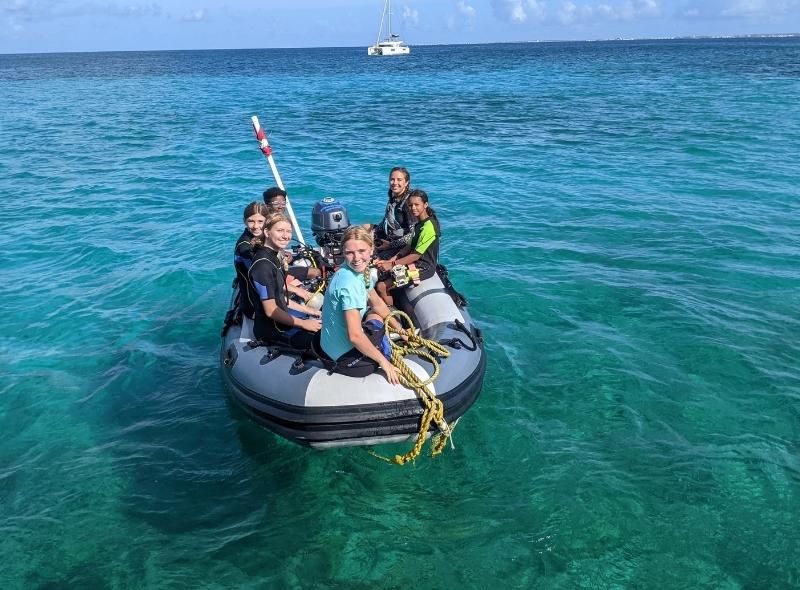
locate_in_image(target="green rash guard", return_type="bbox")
[408,217,439,281]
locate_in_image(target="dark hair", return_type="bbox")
[387,167,411,200]
[243,201,270,221]
[389,167,410,183]
[262,186,287,203]
[407,189,440,233]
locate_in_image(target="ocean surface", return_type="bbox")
[1,39,799,589]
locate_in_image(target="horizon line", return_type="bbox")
[2,32,798,57]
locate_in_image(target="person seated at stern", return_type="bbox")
[247,213,321,350]
[375,189,440,308]
[374,167,415,259]
[263,186,289,215]
[320,226,409,384]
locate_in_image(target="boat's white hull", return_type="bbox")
[368,42,410,56]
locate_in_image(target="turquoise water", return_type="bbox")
[1,39,799,589]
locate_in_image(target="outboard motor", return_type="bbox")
[311,197,350,267]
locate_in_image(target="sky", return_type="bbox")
[1,0,799,54]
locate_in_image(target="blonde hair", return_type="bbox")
[342,224,374,249]
[264,213,291,230]
[252,213,292,248]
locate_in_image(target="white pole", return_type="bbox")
[250,116,306,245]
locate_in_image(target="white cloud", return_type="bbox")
[447,0,476,30]
[490,0,537,23]
[596,0,660,20]
[557,1,576,23]
[180,8,206,22]
[3,0,34,14]
[0,1,164,21]
[677,0,800,20]
[402,5,419,26]
[458,0,476,19]
[490,0,660,25]
[721,0,799,17]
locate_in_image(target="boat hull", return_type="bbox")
[368,42,410,56]
[221,272,485,449]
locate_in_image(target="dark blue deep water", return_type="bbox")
[1,39,799,589]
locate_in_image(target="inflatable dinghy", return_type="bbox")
[221,266,485,449]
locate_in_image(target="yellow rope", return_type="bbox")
[307,248,326,299]
[371,310,453,465]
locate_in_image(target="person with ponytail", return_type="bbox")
[374,166,415,258]
[375,189,440,307]
[247,213,321,350]
[320,225,406,384]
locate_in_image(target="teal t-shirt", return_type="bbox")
[321,265,375,360]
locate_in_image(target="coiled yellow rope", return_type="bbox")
[370,310,453,465]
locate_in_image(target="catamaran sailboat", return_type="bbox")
[367,0,410,56]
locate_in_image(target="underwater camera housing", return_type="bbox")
[311,197,351,267]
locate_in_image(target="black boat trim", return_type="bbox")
[223,349,486,445]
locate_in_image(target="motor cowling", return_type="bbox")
[311,197,350,266]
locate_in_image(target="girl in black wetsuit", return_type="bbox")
[375,166,415,259]
[262,185,321,302]
[246,213,321,349]
[234,201,270,319]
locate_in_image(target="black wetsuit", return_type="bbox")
[234,229,256,318]
[246,245,314,350]
[376,190,415,257]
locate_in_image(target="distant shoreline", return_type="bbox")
[2,33,799,57]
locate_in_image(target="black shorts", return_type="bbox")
[331,321,389,378]
[255,310,316,352]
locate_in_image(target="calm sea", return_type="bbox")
[1,39,799,589]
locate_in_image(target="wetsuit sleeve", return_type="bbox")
[413,220,437,254]
[388,229,414,250]
[234,240,252,267]
[235,240,250,256]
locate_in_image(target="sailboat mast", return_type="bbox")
[376,0,388,44]
[388,0,392,37]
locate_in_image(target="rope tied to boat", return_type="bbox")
[370,310,453,465]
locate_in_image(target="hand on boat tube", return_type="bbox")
[378,358,401,385]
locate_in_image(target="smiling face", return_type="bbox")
[389,170,409,199]
[245,212,266,237]
[265,219,293,250]
[407,196,429,220]
[342,238,373,273]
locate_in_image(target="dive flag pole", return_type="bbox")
[251,116,306,245]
